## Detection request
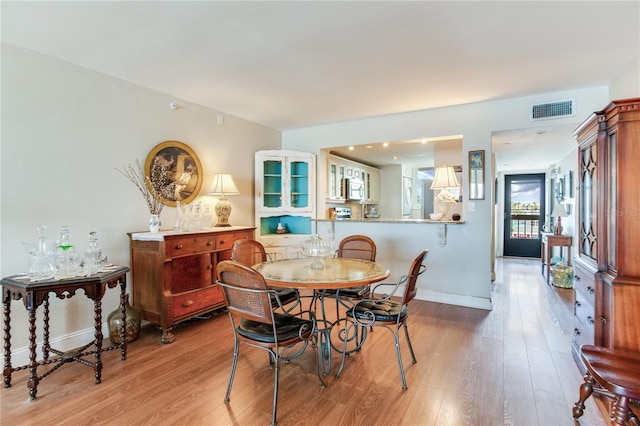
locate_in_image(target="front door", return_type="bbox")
[504,174,545,258]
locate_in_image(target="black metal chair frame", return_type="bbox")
[217,261,325,426]
[340,249,429,390]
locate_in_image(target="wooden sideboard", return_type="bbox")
[128,226,255,343]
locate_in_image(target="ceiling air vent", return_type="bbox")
[530,99,574,121]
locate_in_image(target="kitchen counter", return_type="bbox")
[314,218,465,224]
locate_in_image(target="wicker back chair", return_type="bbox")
[231,239,299,311]
[217,260,323,426]
[337,234,377,261]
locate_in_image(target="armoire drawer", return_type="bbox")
[574,289,595,348]
[574,262,596,306]
[574,315,595,349]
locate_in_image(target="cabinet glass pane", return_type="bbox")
[608,132,617,268]
[329,164,337,198]
[263,160,282,208]
[580,145,597,259]
[289,160,309,209]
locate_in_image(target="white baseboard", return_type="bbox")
[416,289,493,311]
[1,323,109,371]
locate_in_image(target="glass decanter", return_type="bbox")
[24,225,56,280]
[55,226,79,279]
[84,231,103,275]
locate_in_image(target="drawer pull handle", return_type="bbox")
[219,240,225,246]
[207,264,212,270]
[587,286,594,294]
[175,244,183,249]
[587,316,594,325]
[181,300,194,308]
[574,275,581,281]
[574,328,581,336]
[207,241,214,246]
[575,300,581,308]
[599,316,607,323]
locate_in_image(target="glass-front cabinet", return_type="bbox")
[579,136,598,261]
[572,98,640,373]
[328,156,346,201]
[255,150,316,259]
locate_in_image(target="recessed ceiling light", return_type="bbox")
[383,142,389,147]
[348,146,354,151]
[394,156,397,160]
[366,145,373,149]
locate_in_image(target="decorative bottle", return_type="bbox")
[107,294,142,344]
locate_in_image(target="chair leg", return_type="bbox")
[611,396,634,426]
[629,408,640,426]
[403,322,417,364]
[225,338,240,403]
[573,372,596,419]
[271,350,279,426]
[392,330,408,390]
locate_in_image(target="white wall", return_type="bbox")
[610,54,640,101]
[283,88,610,309]
[1,44,280,354]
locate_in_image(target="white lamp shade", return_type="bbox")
[208,173,240,196]
[430,166,461,189]
[551,203,568,217]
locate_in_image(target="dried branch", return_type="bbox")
[116,159,175,216]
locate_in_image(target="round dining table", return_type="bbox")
[252,257,390,290]
[253,256,390,380]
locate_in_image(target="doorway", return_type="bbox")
[503,173,545,258]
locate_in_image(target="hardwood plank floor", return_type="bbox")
[1,258,607,425]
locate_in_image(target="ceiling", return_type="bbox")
[2,1,638,171]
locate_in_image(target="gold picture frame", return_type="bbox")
[469,150,485,200]
[145,141,203,207]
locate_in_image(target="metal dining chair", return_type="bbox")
[342,248,429,389]
[231,239,300,312]
[317,235,377,359]
[217,260,324,426]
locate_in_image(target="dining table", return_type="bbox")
[252,256,390,379]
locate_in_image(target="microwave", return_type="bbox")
[345,177,365,201]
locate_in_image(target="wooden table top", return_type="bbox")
[253,257,389,290]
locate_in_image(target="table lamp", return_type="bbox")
[429,166,460,220]
[551,203,568,235]
[208,173,240,227]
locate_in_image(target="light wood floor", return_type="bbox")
[1,258,607,425]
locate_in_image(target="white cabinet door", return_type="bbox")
[328,156,346,201]
[287,155,314,213]
[256,155,285,213]
[366,166,380,203]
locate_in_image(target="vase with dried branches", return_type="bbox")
[116,159,176,233]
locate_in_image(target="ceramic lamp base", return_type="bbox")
[215,197,232,227]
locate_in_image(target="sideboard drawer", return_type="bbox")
[574,289,595,347]
[216,230,253,251]
[171,285,224,318]
[169,236,216,257]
